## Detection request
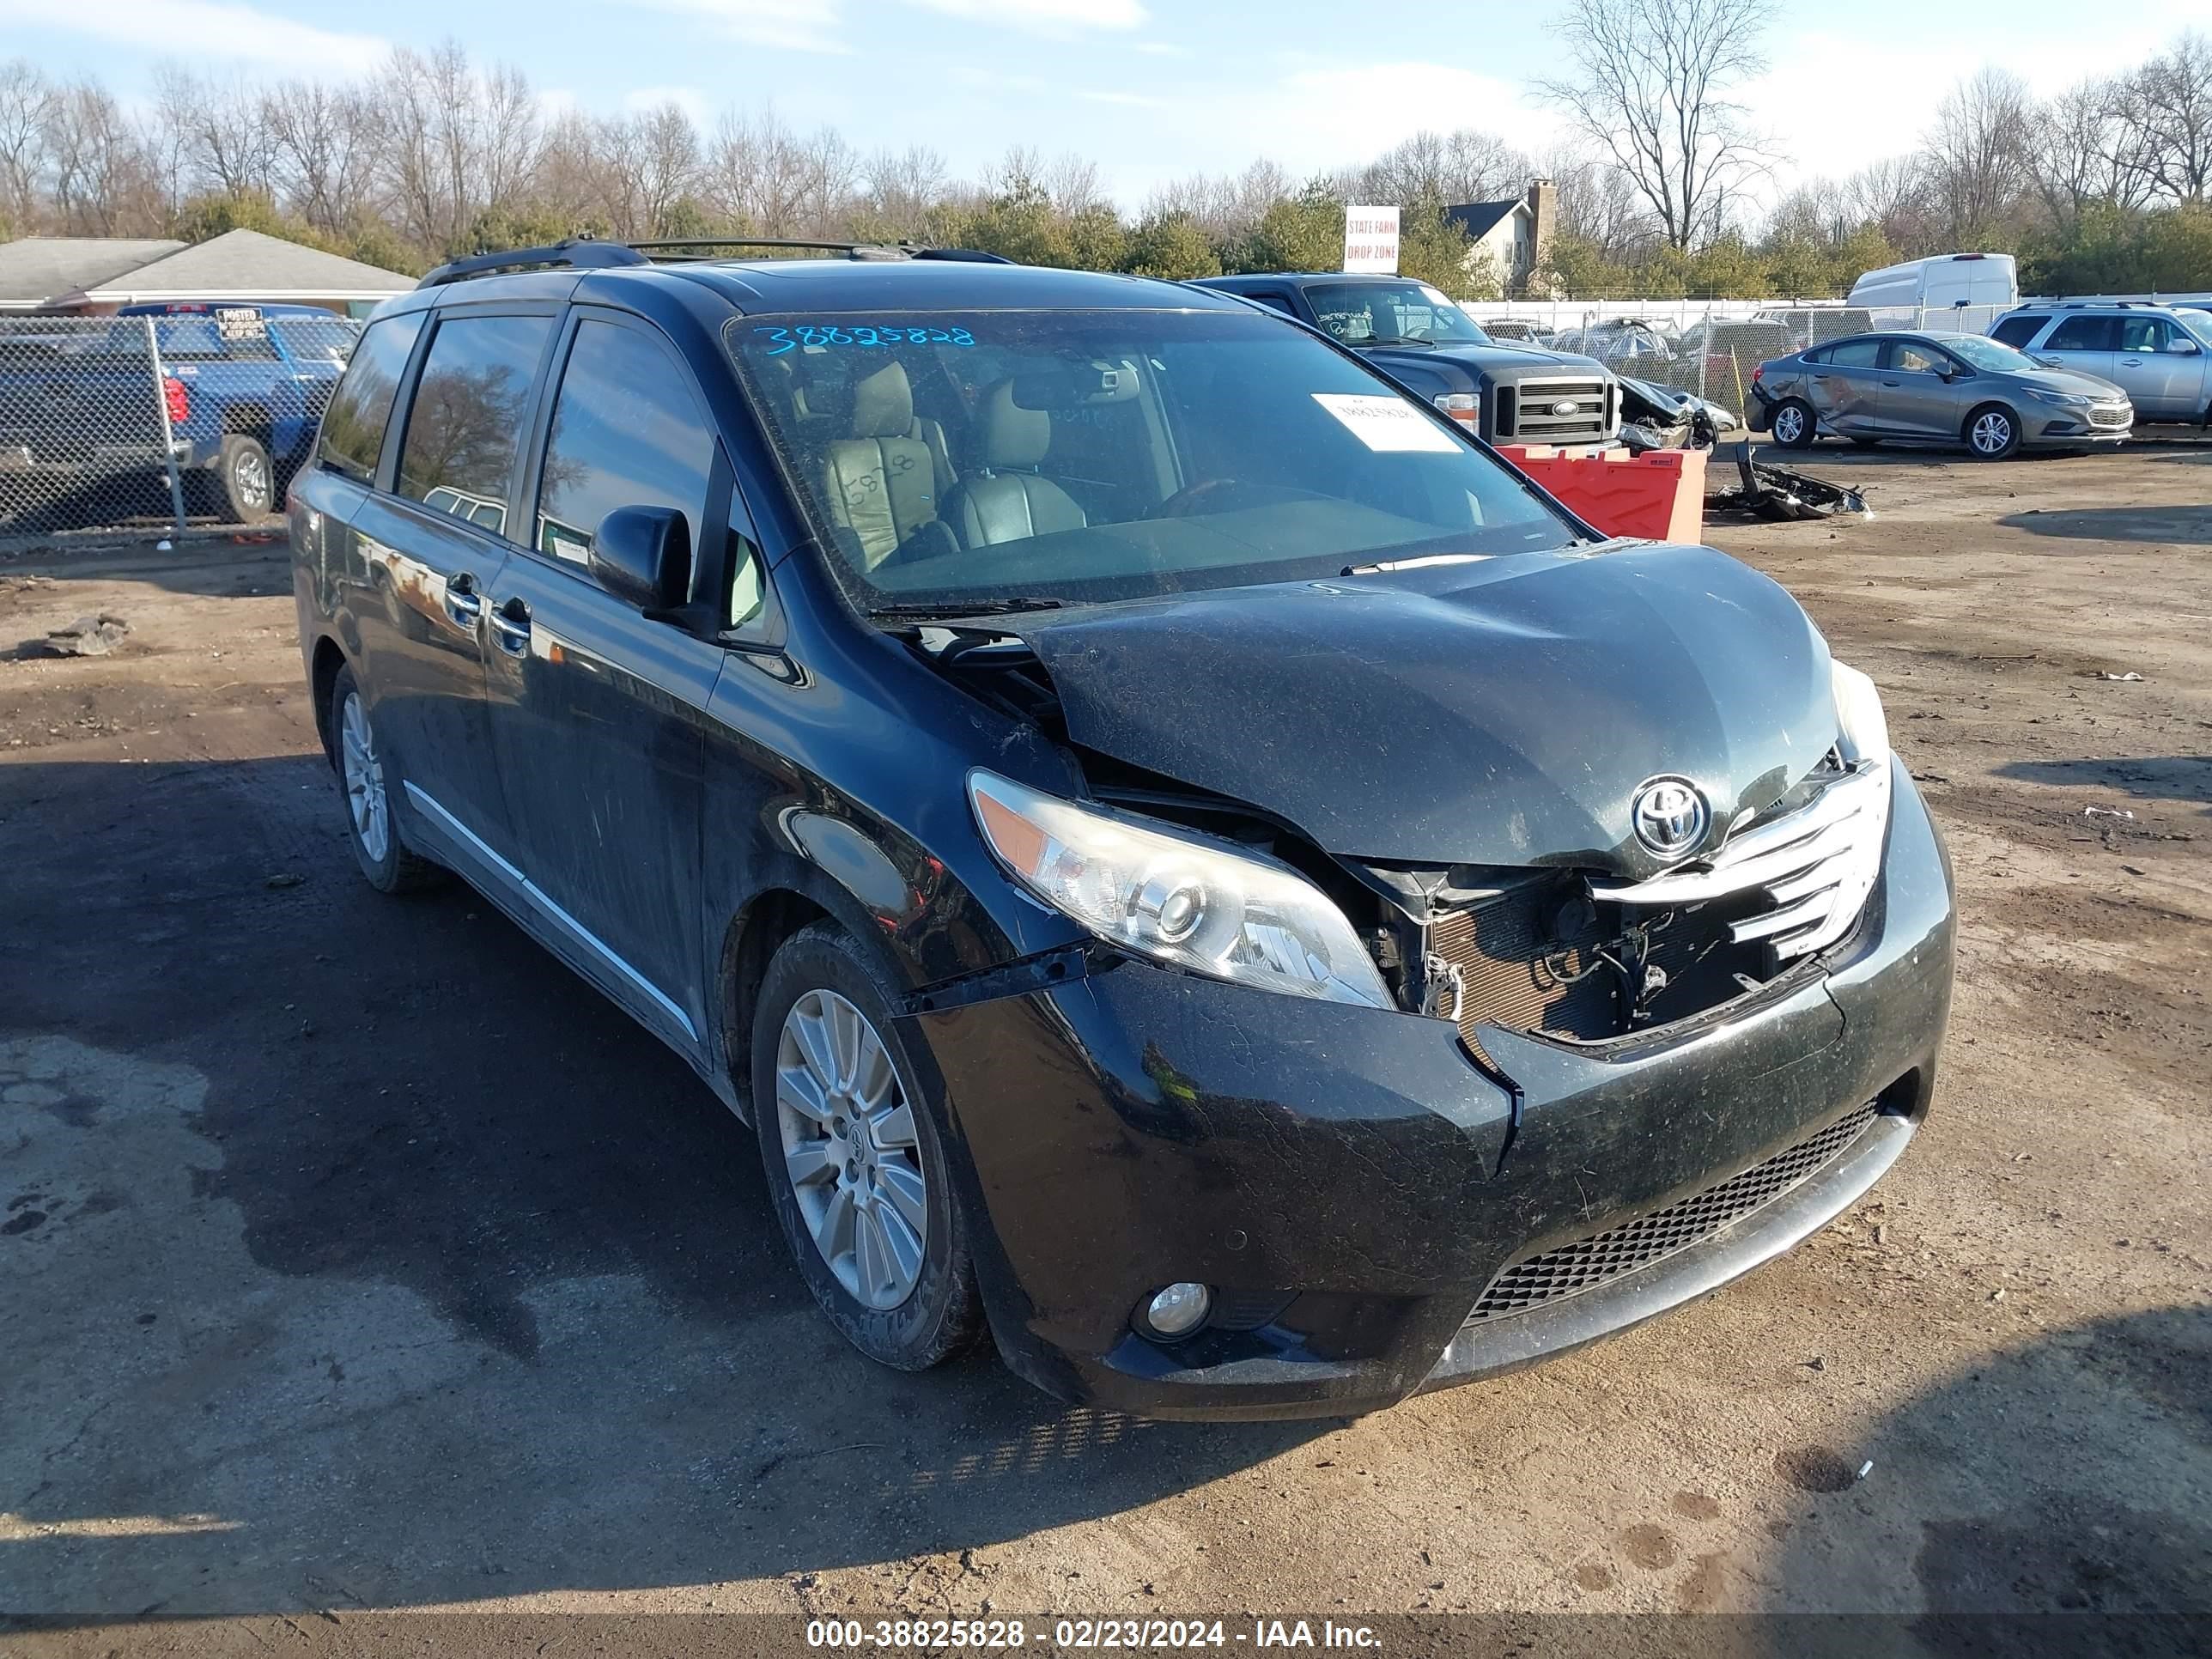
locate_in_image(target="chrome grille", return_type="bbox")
[2089,405,2131,428]
[1466,1103,1880,1322]
[1589,759,1890,963]
[1498,376,1612,445]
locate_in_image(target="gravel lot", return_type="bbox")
[2,444,2207,1641]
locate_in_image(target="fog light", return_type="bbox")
[1139,1282,1212,1339]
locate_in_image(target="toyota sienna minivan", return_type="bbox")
[290,239,1955,1420]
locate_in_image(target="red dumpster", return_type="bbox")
[1496,444,1706,544]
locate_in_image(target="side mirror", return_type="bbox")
[590,505,691,613]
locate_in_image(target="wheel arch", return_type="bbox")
[307,631,349,766]
[1962,398,2020,452]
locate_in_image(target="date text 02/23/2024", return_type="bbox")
[804,1619,1383,1650]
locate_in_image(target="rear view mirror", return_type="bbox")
[591,505,691,612]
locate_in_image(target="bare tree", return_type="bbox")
[1926,68,2034,242]
[863,144,948,236]
[0,59,55,230]
[1540,0,1771,249]
[2033,76,2157,231]
[264,79,379,234]
[1344,128,1531,207]
[2113,32,2212,202]
[154,65,277,201]
[1537,149,1662,259]
[42,81,155,234]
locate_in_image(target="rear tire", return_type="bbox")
[1965,403,2021,460]
[330,665,443,895]
[216,433,275,521]
[752,921,983,1372]
[1770,398,1816,448]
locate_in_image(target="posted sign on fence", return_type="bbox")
[1342,206,1400,275]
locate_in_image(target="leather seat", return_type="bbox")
[818,362,942,568]
[942,380,1088,548]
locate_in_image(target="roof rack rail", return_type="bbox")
[416,237,649,290]
[416,235,1018,290]
[627,237,1012,264]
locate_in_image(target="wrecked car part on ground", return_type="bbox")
[1714,442,1873,522]
[1616,375,1736,451]
[291,245,1955,1420]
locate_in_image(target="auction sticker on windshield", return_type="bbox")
[1312,392,1460,453]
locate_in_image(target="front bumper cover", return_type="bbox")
[910,756,1954,1421]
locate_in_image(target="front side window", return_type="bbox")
[535,319,714,566]
[395,313,554,535]
[2045,316,2118,352]
[1887,340,1952,374]
[1303,283,1492,346]
[729,307,1576,615]
[318,311,425,482]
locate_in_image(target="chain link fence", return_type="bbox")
[0,310,360,541]
[1470,299,2012,416]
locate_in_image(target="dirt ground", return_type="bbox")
[1,441,2207,1644]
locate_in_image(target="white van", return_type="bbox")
[1847,254,2019,334]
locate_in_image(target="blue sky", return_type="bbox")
[2,0,2205,211]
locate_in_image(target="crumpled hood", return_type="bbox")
[1006,544,1839,878]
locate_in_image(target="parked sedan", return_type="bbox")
[1748,331,2131,458]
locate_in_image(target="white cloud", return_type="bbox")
[908,0,1147,28]
[0,0,388,74]
[1192,59,1562,180]
[631,0,850,53]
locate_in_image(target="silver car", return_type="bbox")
[1749,331,2133,459]
[1990,303,2212,425]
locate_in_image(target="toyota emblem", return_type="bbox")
[1550,399,1581,416]
[1631,776,1710,858]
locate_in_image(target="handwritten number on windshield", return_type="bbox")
[753,325,975,355]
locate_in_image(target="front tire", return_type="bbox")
[1770,398,1816,448]
[330,665,442,894]
[753,921,983,1371]
[1965,404,2021,460]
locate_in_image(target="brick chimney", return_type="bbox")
[1528,177,1557,288]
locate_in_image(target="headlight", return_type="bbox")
[967,770,1393,1008]
[1432,392,1480,427]
[1831,659,1889,764]
[2025,386,2091,408]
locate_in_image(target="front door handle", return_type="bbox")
[489,598,532,657]
[444,571,483,629]
[2118,357,2143,367]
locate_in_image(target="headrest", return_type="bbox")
[848,360,915,439]
[978,379,1052,470]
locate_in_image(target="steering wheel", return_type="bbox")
[1152,477,1253,519]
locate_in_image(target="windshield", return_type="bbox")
[1948,334,2039,373]
[2173,310,2212,347]
[728,307,1577,615]
[1302,283,1492,346]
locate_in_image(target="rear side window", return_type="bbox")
[1990,315,2046,349]
[533,319,714,566]
[2045,316,2118,351]
[318,312,425,483]
[1824,338,1883,368]
[396,313,554,535]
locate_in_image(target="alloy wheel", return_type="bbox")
[338,690,390,864]
[775,988,928,1310]
[1772,404,1806,445]
[1972,411,2014,455]
[235,449,270,511]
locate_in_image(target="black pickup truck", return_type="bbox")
[1194,273,1620,447]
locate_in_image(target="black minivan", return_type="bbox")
[290,240,1954,1421]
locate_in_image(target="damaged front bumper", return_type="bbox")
[908,757,1954,1422]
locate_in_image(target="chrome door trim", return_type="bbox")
[403,781,699,1042]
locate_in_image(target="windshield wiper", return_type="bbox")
[1358,335,1437,348]
[870,597,1067,622]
